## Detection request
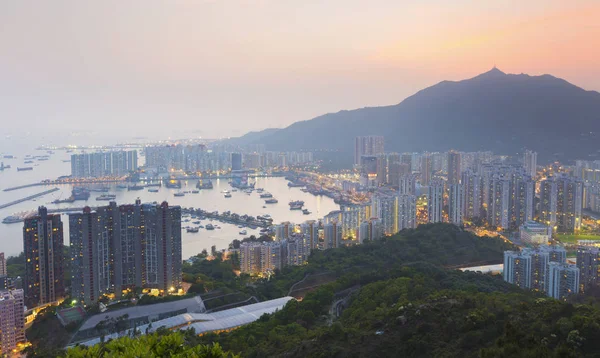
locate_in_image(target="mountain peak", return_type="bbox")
[475,66,506,79]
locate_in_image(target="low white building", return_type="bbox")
[519,221,552,245]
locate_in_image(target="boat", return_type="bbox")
[145,183,162,187]
[222,190,230,194]
[128,185,145,191]
[265,198,278,204]
[24,160,34,164]
[302,209,311,215]
[62,160,71,163]
[193,221,201,225]
[196,180,213,189]
[52,197,75,204]
[239,230,247,235]
[117,184,128,189]
[238,225,244,228]
[17,167,33,171]
[72,188,91,200]
[231,189,238,192]
[166,180,182,189]
[191,190,199,194]
[198,225,204,229]
[148,188,159,193]
[262,205,267,208]
[88,186,109,192]
[288,182,305,187]
[259,192,273,198]
[256,188,264,193]
[224,193,232,198]
[174,192,185,197]
[96,194,117,201]
[186,227,199,233]
[205,223,215,230]
[300,188,309,193]
[289,200,304,210]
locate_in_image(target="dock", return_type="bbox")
[0,188,61,210]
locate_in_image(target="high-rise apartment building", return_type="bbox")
[0,253,5,277]
[547,263,579,300]
[504,250,532,289]
[398,175,417,196]
[539,175,583,233]
[420,153,433,186]
[523,150,537,178]
[0,289,25,355]
[70,201,182,305]
[323,222,342,249]
[358,218,383,244]
[340,204,371,239]
[300,221,319,252]
[461,169,482,221]
[427,180,444,223]
[354,136,384,166]
[448,183,463,225]
[577,246,600,293]
[71,150,138,178]
[371,192,399,235]
[447,151,461,184]
[397,194,417,231]
[23,207,65,308]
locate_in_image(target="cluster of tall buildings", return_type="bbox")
[145,145,314,173]
[20,203,182,308]
[504,244,600,299]
[239,217,383,275]
[70,201,182,305]
[71,150,138,178]
[503,246,576,300]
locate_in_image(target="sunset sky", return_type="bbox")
[1,0,598,140]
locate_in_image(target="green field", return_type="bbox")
[555,233,600,243]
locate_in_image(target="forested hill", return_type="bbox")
[192,224,600,357]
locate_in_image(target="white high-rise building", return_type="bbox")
[547,262,579,300]
[503,250,532,289]
[427,180,444,223]
[397,194,417,230]
[371,193,399,235]
[448,183,463,225]
[323,222,342,249]
[358,218,383,244]
[523,150,537,178]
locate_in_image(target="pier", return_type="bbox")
[0,188,61,210]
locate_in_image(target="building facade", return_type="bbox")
[0,289,25,355]
[70,201,182,305]
[23,207,65,308]
[427,180,444,223]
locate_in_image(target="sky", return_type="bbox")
[0,0,599,141]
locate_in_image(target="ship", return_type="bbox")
[128,185,145,191]
[52,197,75,204]
[174,192,185,197]
[24,160,34,164]
[205,223,215,230]
[196,180,213,189]
[72,188,91,200]
[96,194,117,201]
[148,188,159,193]
[264,198,278,204]
[186,227,199,233]
[224,193,232,198]
[289,200,304,210]
[165,180,182,189]
[259,192,273,198]
[17,167,33,171]
[117,184,129,189]
[239,230,247,235]
[302,209,311,215]
[191,190,199,194]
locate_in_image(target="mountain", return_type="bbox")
[227,68,600,163]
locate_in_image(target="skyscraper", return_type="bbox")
[300,220,320,252]
[577,246,600,293]
[23,207,65,308]
[420,153,433,186]
[231,153,243,171]
[448,183,463,225]
[354,136,384,166]
[461,169,482,221]
[447,151,461,184]
[539,175,583,233]
[371,192,399,235]
[547,263,579,300]
[323,222,342,249]
[503,250,532,289]
[398,175,417,196]
[397,194,417,230]
[358,218,383,244]
[70,201,182,305]
[0,289,25,355]
[427,180,444,223]
[523,150,537,178]
[0,252,5,277]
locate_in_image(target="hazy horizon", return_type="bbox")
[1,0,599,140]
